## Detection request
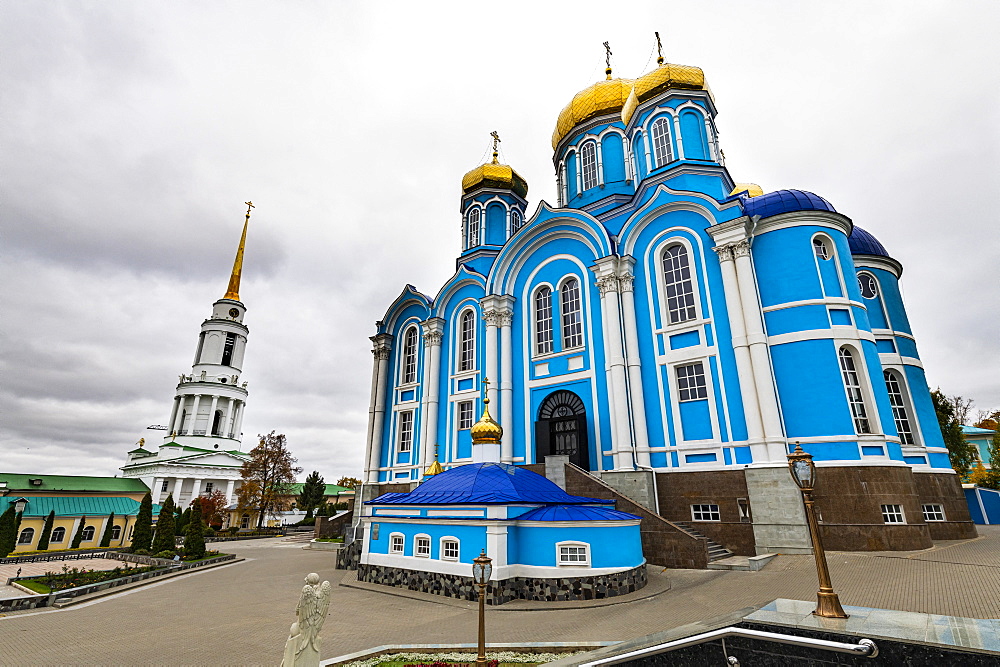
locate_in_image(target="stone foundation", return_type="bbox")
[357,562,647,605]
[913,471,978,540]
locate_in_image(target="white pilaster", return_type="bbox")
[192,478,203,499]
[172,478,184,503]
[498,302,515,463]
[419,319,444,473]
[481,300,500,408]
[617,258,651,467]
[592,259,632,470]
[366,334,393,482]
[672,115,685,160]
[225,479,236,505]
[189,395,202,435]
[151,477,163,505]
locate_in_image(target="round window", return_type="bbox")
[858,273,878,299]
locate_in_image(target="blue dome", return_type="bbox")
[741,189,836,218]
[516,504,640,522]
[848,225,891,257]
[369,462,603,505]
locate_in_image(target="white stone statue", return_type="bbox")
[281,573,332,667]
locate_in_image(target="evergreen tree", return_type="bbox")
[37,510,56,551]
[152,496,177,553]
[71,516,87,549]
[298,471,326,520]
[176,507,191,536]
[14,511,22,535]
[0,506,17,558]
[932,389,978,476]
[184,499,206,560]
[99,512,115,547]
[132,492,154,551]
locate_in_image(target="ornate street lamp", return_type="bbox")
[472,549,493,667]
[787,443,848,618]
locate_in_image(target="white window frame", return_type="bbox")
[50,526,66,543]
[397,410,414,453]
[691,504,721,522]
[676,362,708,402]
[881,504,905,524]
[400,326,418,385]
[559,277,584,350]
[414,534,431,558]
[581,141,598,191]
[884,370,916,445]
[813,237,830,260]
[458,309,476,372]
[510,209,523,235]
[556,541,591,566]
[458,400,474,430]
[922,504,946,522]
[838,346,872,435]
[389,532,405,554]
[662,243,698,325]
[651,116,674,167]
[466,207,481,249]
[858,271,879,299]
[533,285,554,356]
[440,537,460,561]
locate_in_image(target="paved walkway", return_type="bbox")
[1,529,998,665]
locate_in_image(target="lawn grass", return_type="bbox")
[17,579,51,594]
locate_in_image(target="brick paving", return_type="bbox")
[0,529,998,665]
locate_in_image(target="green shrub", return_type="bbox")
[134,548,152,556]
[153,550,176,559]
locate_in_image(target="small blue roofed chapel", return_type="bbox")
[351,39,976,573]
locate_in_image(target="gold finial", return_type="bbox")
[170,431,176,440]
[470,377,503,445]
[490,131,501,164]
[425,443,444,476]
[655,32,664,66]
[603,41,613,79]
[223,202,253,301]
[136,438,145,448]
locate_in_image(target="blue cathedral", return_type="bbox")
[355,47,975,583]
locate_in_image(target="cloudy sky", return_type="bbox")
[3,1,998,481]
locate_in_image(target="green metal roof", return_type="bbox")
[286,483,354,496]
[0,495,160,518]
[0,473,150,494]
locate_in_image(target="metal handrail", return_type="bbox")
[580,627,877,665]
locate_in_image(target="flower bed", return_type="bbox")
[18,563,162,593]
[344,652,584,667]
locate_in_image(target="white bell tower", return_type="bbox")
[164,202,254,450]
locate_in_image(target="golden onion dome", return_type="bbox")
[462,152,529,199]
[551,74,634,150]
[730,183,764,198]
[620,62,708,125]
[470,397,503,446]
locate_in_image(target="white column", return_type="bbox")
[189,394,202,434]
[207,395,220,434]
[672,115,685,160]
[419,319,444,472]
[593,266,632,470]
[482,306,499,408]
[172,478,184,503]
[167,397,180,436]
[499,306,515,463]
[617,260,651,467]
[733,240,785,460]
[365,335,392,482]
[596,139,605,186]
[151,477,163,505]
[225,479,236,505]
[714,244,765,452]
[192,478,203,499]
[224,397,235,438]
[172,396,186,434]
[575,153,583,196]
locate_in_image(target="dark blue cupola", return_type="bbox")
[741,189,836,219]
[848,225,891,257]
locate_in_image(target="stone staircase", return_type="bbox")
[672,521,734,562]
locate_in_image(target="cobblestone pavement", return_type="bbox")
[1,529,998,666]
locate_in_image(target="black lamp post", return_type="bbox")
[472,549,493,667]
[787,443,848,618]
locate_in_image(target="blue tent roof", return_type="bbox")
[848,225,891,257]
[741,189,836,218]
[516,504,640,522]
[369,462,603,505]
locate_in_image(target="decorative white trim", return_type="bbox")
[768,329,876,346]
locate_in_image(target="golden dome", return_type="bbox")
[551,76,634,150]
[425,458,444,476]
[620,63,708,124]
[470,397,503,445]
[730,183,764,198]
[462,154,529,199]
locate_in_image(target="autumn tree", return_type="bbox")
[335,476,362,489]
[131,492,154,552]
[191,490,228,530]
[151,496,177,554]
[298,471,326,519]
[37,510,56,551]
[931,389,978,477]
[237,431,302,528]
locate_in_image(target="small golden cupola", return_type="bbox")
[461,131,529,199]
[470,390,503,446]
[552,42,633,150]
[620,37,708,125]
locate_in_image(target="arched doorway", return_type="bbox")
[535,390,590,470]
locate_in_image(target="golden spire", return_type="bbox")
[655,32,664,66]
[425,443,444,476]
[470,377,503,445]
[223,201,253,301]
[490,131,501,164]
[603,41,613,79]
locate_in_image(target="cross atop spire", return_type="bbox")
[603,41,613,79]
[655,32,664,66]
[223,202,253,302]
[482,376,492,405]
[490,131,501,164]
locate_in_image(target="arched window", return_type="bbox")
[558,163,567,206]
[884,371,915,445]
[662,245,697,324]
[82,525,96,541]
[401,327,418,384]
[560,278,583,349]
[18,527,34,544]
[651,117,673,166]
[212,410,224,436]
[581,141,598,191]
[111,525,122,540]
[511,209,523,235]
[838,347,871,434]
[459,310,475,372]
[813,238,830,259]
[467,208,481,249]
[51,526,66,543]
[858,272,879,299]
[534,287,554,355]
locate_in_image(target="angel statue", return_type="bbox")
[280,573,332,667]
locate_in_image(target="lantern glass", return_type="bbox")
[792,460,814,489]
[472,551,492,585]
